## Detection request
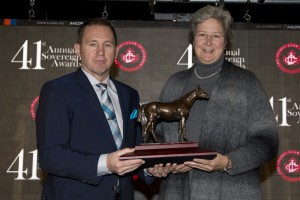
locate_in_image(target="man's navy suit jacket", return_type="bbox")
[36,69,151,200]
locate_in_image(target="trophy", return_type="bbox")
[120,86,217,167]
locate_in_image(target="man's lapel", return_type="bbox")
[76,69,117,147]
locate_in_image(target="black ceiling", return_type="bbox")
[1,0,300,24]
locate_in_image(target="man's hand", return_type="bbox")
[106,148,145,176]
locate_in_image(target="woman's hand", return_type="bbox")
[146,163,177,177]
[183,153,231,172]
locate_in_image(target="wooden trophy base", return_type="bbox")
[119,142,217,168]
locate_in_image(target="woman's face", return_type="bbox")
[193,18,226,64]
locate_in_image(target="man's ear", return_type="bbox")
[115,47,119,60]
[74,43,80,56]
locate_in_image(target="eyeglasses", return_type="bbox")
[195,32,225,41]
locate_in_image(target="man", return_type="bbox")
[36,18,169,200]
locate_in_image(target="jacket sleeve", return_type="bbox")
[227,71,279,175]
[36,81,101,185]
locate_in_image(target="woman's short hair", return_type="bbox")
[189,5,233,49]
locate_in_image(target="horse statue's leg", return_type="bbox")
[143,120,153,143]
[179,117,188,142]
[142,122,147,143]
[149,120,158,143]
[137,104,148,143]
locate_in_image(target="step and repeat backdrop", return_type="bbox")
[0,19,299,200]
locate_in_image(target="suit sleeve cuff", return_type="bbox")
[144,168,153,177]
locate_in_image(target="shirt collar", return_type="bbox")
[81,68,110,86]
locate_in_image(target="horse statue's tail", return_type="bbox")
[137,104,145,122]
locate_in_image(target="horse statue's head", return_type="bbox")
[195,86,210,100]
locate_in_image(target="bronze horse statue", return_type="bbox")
[137,86,209,143]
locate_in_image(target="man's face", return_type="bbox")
[75,25,117,82]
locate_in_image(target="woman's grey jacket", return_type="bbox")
[157,60,279,200]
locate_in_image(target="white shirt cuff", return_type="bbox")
[97,154,112,176]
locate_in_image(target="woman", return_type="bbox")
[157,4,279,200]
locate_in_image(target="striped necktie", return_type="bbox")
[96,83,122,149]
